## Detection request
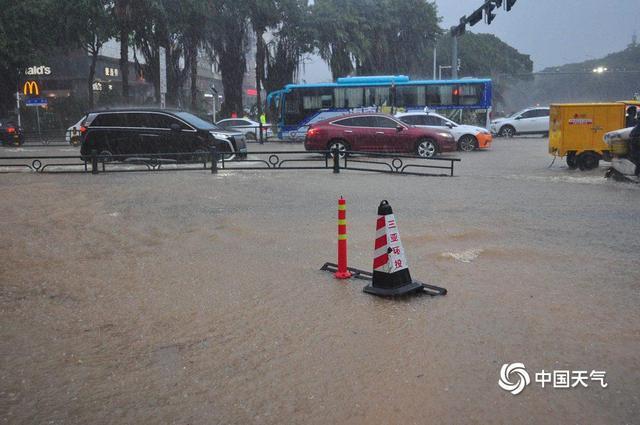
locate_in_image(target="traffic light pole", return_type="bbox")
[452,35,459,80]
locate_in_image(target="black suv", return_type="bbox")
[0,118,23,146]
[79,109,247,161]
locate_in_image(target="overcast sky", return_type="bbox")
[301,0,640,82]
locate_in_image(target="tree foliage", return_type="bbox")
[437,32,533,79]
[314,0,441,79]
[0,0,543,119]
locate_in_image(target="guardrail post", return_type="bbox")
[259,123,264,144]
[91,149,98,174]
[210,146,218,174]
[332,148,340,174]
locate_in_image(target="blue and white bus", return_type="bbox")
[266,75,492,140]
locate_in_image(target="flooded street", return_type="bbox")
[1,138,639,424]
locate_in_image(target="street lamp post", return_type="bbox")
[439,65,452,80]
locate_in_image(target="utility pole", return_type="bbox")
[433,46,437,80]
[15,68,21,127]
[159,47,167,108]
[451,35,459,80]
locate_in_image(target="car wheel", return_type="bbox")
[99,150,114,162]
[577,151,600,171]
[328,140,348,158]
[416,139,438,158]
[499,125,515,138]
[566,152,578,169]
[458,135,477,152]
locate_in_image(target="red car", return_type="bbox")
[304,113,456,157]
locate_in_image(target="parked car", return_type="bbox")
[66,115,86,146]
[491,107,550,137]
[396,111,492,152]
[304,113,456,158]
[0,119,24,146]
[79,109,247,161]
[216,118,273,140]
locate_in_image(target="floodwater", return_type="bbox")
[1,138,639,424]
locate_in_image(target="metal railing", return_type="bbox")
[0,148,460,177]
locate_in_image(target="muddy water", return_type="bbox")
[1,138,639,424]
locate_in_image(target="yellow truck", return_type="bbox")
[549,102,633,170]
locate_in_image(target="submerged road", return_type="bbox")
[1,137,639,424]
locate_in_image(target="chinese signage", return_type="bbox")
[384,214,408,273]
[499,363,608,396]
[92,82,113,92]
[568,114,593,125]
[104,67,119,77]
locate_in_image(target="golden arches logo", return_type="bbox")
[23,81,40,96]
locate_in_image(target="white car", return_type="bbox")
[395,111,493,151]
[66,115,86,146]
[490,107,550,137]
[216,118,273,141]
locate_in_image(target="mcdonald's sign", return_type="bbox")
[23,80,40,96]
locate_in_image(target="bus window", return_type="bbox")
[460,84,483,105]
[396,86,425,108]
[284,91,304,125]
[426,85,443,106]
[334,87,365,108]
[302,87,334,110]
[364,87,390,107]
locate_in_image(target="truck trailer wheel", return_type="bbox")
[566,152,577,169]
[577,151,600,171]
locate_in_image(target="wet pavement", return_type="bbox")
[1,138,639,424]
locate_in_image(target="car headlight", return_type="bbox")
[209,131,230,140]
[437,132,454,139]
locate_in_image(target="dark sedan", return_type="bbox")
[0,119,24,146]
[304,113,456,158]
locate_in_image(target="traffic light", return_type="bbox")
[485,3,496,24]
[506,0,516,11]
[451,23,465,37]
[468,7,483,26]
[450,16,467,37]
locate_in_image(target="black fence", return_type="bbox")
[0,148,460,177]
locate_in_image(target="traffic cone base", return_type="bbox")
[335,270,352,279]
[363,269,424,296]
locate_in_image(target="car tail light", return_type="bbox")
[80,125,87,134]
[7,126,16,134]
[307,127,319,137]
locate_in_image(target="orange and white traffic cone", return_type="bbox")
[364,200,447,297]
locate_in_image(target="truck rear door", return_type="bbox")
[565,104,595,152]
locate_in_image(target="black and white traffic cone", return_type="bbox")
[364,200,447,297]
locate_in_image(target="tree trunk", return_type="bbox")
[120,27,129,101]
[189,45,198,111]
[88,47,99,109]
[220,52,244,118]
[254,28,265,116]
